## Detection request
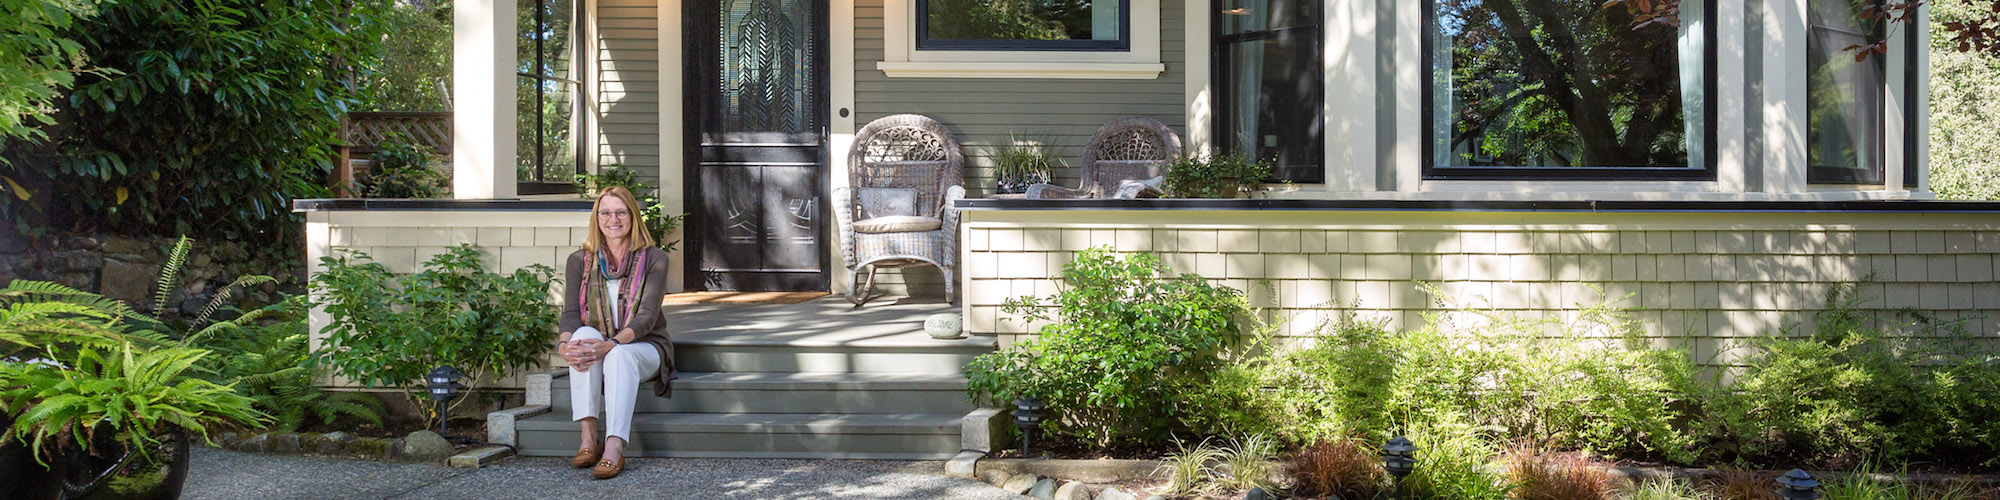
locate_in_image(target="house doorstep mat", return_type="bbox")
[659,291,829,305]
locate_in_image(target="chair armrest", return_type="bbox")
[833,187,856,270]
[943,185,965,267]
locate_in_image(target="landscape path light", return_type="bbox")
[1012,396,1046,459]
[1382,435,1417,500]
[1776,469,1820,500]
[426,365,466,436]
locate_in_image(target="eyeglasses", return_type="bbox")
[597,210,632,220]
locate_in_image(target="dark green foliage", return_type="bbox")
[187,295,383,433]
[362,139,449,199]
[13,0,384,244]
[309,245,558,423]
[964,247,1252,448]
[0,0,103,146]
[1163,151,1271,198]
[356,2,452,112]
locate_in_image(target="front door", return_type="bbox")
[685,0,830,291]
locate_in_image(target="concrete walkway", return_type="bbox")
[184,447,1021,499]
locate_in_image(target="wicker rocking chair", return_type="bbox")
[1025,117,1184,199]
[835,114,965,306]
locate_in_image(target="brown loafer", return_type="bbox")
[591,456,625,479]
[570,447,600,468]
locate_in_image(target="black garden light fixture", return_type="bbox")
[1776,469,1821,500]
[1012,396,1047,459]
[1382,435,1418,500]
[426,365,466,435]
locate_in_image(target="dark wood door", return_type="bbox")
[685,0,830,291]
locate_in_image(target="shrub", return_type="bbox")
[1706,468,1779,500]
[1162,151,1271,198]
[188,295,383,432]
[1628,477,1715,500]
[1216,434,1281,492]
[309,245,558,423]
[1713,283,2000,463]
[1153,438,1227,497]
[1400,420,1511,500]
[1505,451,1616,500]
[1287,436,1387,499]
[361,139,448,199]
[964,247,1252,448]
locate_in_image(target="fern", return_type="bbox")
[151,236,192,316]
[191,274,277,327]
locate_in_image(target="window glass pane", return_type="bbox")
[923,0,1120,42]
[1429,0,1707,171]
[1807,0,1884,182]
[517,0,580,183]
[1220,34,1322,181]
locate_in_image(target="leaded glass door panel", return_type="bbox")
[686,0,829,291]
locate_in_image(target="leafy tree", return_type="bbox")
[4,0,386,246]
[357,1,453,112]
[1928,0,2000,200]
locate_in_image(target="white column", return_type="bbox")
[1323,0,1377,192]
[454,0,519,199]
[1760,0,1808,193]
[832,0,855,293]
[1184,0,1212,154]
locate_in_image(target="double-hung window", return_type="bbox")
[1423,0,1716,180]
[518,0,587,193]
[1806,0,1886,184]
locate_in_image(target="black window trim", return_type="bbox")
[519,0,590,193]
[1419,0,1720,181]
[1806,4,1888,186]
[1211,1,1326,184]
[915,0,1132,51]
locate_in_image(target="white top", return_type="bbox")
[605,278,622,330]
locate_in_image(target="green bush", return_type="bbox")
[1712,283,2000,463]
[309,245,558,422]
[362,139,449,199]
[1163,151,1271,198]
[186,295,383,432]
[964,247,1253,448]
[1930,0,2000,200]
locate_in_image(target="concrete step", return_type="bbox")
[672,336,995,374]
[549,372,975,414]
[515,412,965,460]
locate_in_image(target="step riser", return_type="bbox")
[675,346,985,374]
[548,387,974,414]
[518,428,961,459]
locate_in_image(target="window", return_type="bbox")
[517,0,587,193]
[1424,0,1715,180]
[918,0,1129,50]
[1215,0,1323,183]
[1807,0,1885,184]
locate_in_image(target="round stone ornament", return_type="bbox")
[924,313,963,339]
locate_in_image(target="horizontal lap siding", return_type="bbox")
[853,0,1189,199]
[598,0,662,185]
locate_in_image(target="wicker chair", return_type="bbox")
[835,114,965,305]
[1025,117,1183,199]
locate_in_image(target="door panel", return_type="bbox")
[687,0,829,292]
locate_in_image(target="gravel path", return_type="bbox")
[185,447,1022,499]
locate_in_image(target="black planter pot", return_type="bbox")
[57,429,191,500]
[0,413,66,499]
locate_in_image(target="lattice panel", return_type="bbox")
[344,112,453,153]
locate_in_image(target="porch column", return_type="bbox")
[454,0,518,200]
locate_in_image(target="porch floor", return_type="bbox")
[665,297,968,347]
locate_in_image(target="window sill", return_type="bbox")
[875,61,1164,79]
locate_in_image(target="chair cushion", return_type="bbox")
[858,188,919,219]
[852,216,943,234]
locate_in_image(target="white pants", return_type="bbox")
[567,326,662,442]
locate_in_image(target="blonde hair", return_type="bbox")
[583,186,657,252]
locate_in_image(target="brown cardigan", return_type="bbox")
[558,247,676,397]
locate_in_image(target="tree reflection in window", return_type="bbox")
[518,0,585,184]
[1806,0,1885,184]
[919,0,1127,50]
[1429,0,1709,175]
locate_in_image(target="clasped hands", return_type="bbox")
[561,336,619,371]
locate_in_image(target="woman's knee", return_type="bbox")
[572,326,604,341]
[604,345,649,369]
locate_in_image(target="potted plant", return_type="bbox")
[1163,151,1272,199]
[0,280,265,499]
[990,134,1061,195]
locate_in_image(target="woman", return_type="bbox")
[556,186,675,480]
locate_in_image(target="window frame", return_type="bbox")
[1418,0,1720,181]
[1212,0,1325,184]
[915,0,1132,51]
[1805,1,1887,185]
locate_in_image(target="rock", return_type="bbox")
[1245,487,1273,500]
[394,430,454,462]
[0,234,27,255]
[269,433,301,453]
[1029,478,1056,499]
[1095,487,1139,500]
[1000,474,1039,495]
[98,258,161,307]
[190,253,212,269]
[63,237,99,251]
[99,237,150,257]
[1052,481,1092,500]
[234,433,270,453]
[313,434,350,455]
[977,470,1013,486]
